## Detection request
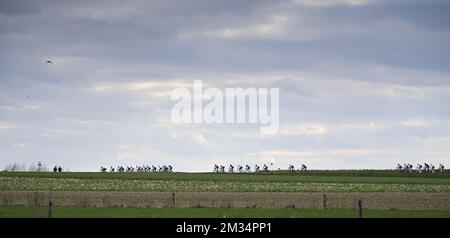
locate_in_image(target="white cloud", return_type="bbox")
[279,123,328,135]
[90,81,193,92]
[191,133,208,146]
[44,3,142,22]
[336,122,387,130]
[251,148,387,157]
[0,122,20,130]
[291,0,371,7]
[400,118,434,127]
[199,14,289,39]
[11,143,29,150]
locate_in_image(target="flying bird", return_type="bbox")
[46,60,53,64]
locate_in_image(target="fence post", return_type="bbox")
[323,194,327,209]
[172,193,175,208]
[48,201,52,218]
[358,200,363,218]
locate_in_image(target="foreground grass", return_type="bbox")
[2,176,450,192]
[1,206,449,218]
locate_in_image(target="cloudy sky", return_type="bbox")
[1,0,449,171]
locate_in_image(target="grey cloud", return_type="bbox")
[1,0,449,171]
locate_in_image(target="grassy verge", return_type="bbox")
[1,205,449,218]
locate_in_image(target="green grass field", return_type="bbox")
[1,206,449,218]
[1,170,450,192]
[1,170,449,217]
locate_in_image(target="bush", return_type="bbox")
[4,163,26,172]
